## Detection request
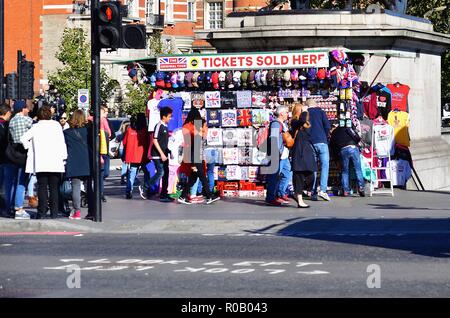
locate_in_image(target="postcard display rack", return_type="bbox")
[156,51,355,197]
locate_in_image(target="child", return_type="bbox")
[147,106,173,202]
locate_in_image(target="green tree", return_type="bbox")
[122,83,153,116]
[48,28,119,113]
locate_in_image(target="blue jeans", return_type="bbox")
[0,164,15,214]
[340,146,365,193]
[1,165,28,210]
[277,158,292,197]
[28,174,37,197]
[266,156,283,202]
[147,159,169,197]
[313,143,330,193]
[126,164,150,194]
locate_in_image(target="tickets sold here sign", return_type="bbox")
[157,51,329,71]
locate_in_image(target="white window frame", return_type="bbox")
[165,0,174,24]
[187,0,196,22]
[205,0,224,30]
[146,0,160,16]
[126,0,140,18]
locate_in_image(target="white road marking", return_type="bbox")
[1,244,12,247]
[297,270,330,275]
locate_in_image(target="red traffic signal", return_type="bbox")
[96,1,122,49]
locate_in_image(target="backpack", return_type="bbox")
[256,121,283,156]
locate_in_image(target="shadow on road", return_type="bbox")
[247,218,450,258]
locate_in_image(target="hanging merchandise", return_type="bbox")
[157,96,184,132]
[205,91,221,108]
[386,82,410,112]
[386,159,412,187]
[207,128,223,146]
[221,91,237,108]
[236,91,252,108]
[237,128,254,147]
[223,148,239,165]
[252,91,269,108]
[221,109,238,127]
[373,117,395,158]
[191,93,205,109]
[237,109,253,127]
[222,128,239,147]
[387,110,410,147]
[206,109,222,127]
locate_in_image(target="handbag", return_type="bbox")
[283,130,298,149]
[60,179,72,200]
[5,129,27,166]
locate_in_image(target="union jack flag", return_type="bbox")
[237,109,252,127]
[159,57,187,70]
[205,91,221,108]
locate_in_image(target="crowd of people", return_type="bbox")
[0,94,368,220]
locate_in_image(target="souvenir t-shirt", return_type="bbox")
[387,83,410,112]
[252,109,270,127]
[387,110,410,147]
[238,147,252,165]
[237,128,253,147]
[147,99,161,132]
[248,166,259,180]
[223,148,239,165]
[221,91,237,108]
[386,159,412,187]
[151,121,169,159]
[236,91,252,108]
[240,166,250,180]
[359,117,373,147]
[237,109,252,127]
[207,128,223,146]
[252,92,268,108]
[373,123,395,158]
[207,110,222,128]
[226,165,241,180]
[221,109,238,127]
[157,97,184,132]
[222,128,239,147]
[205,91,221,108]
[370,90,392,120]
[167,128,184,165]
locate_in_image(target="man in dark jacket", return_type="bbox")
[0,105,13,217]
[329,125,365,197]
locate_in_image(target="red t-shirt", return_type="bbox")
[387,84,410,112]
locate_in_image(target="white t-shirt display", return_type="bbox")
[373,123,395,158]
[386,159,412,186]
[147,99,161,132]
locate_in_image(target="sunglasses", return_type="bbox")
[61,117,67,120]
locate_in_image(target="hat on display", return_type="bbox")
[255,70,262,87]
[283,70,292,88]
[156,71,165,81]
[211,72,220,89]
[331,50,348,65]
[248,70,255,88]
[275,70,283,86]
[233,71,242,88]
[197,72,205,87]
[307,68,317,80]
[240,71,249,89]
[219,71,226,89]
[317,68,327,80]
[185,71,194,88]
[267,69,275,86]
[170,72,179,89]
[192,71,200,88]
[156,72,165,89]
[177,72,185,88]
[261,70,268,86]
[226,71,234,88]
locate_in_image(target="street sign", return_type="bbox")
[78,89,89,109]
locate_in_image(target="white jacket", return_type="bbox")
[20,120,68,174]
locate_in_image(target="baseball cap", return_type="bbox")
[185,72,193,88]
[240,71,249,88]
[13,100,27,113]
[226,71,234,89]
[317,68,327,80]
[211,72,220,89]
[283,70,291,87]
[233,71,242,88]
[261,70,268,86]
[248,70,255,87]
[192,72,200,88]
[255,70,262,86]
[177,72,185,88]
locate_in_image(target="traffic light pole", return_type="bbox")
[91,0,102,222]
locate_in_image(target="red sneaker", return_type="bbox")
[69,210,81,220]
[277,196,290,205]
[266,200,282,206]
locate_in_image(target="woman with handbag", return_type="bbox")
[20,106,67,219]
[63,110,91,220]
[290,104,317,208]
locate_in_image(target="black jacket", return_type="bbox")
[290,115,317,173]
[329,127,361,159]
[64,127,91,178]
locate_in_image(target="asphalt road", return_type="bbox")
[1,233,450,298]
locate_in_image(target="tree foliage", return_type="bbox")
[122,83,153,116]
[48,28,119,113]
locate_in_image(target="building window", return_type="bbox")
[207,1,223,29]
[188,0,196,21]
[166,0,174,23]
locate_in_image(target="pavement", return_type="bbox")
[0,164,449,236]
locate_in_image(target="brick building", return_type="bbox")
[4,0,269,93]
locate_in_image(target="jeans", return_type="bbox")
[277,158,292,198]
[126,164,146,194]
[37,172,61,218]
[100,155,110,197]
[27,174,37,197]
[340,146,365,193]
[0,164,15,215]
[147,159,169,197]
[121,161,128,177]
[313,143,330,193]
[72,178,82,211]
[4,165,28,210]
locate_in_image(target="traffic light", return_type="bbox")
[96,1,122,49]
[122,24,146,49]
[19,60,35,99]
[5,73,18,100]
